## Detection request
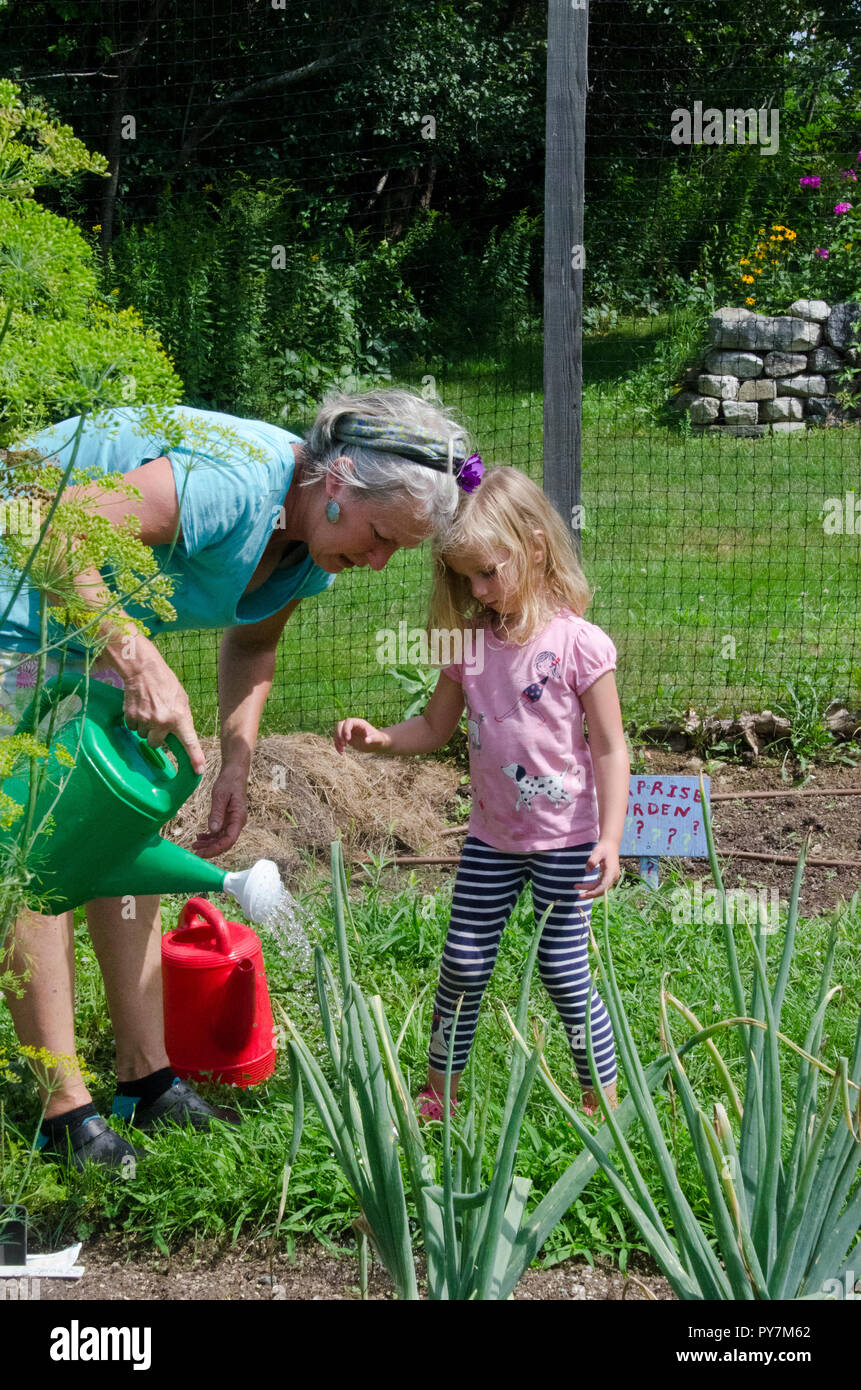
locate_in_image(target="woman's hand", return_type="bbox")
[115,642,206,775]
[334,718,392,754]
[192,762,249,858]
[576,839,622,900]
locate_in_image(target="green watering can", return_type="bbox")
[0,674,282,920]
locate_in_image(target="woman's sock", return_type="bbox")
[115,1066,176,1106]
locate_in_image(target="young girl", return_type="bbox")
[334,467,629,1118]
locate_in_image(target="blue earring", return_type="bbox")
[326,500,340,523]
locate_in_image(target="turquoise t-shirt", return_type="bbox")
[0,406,335,653]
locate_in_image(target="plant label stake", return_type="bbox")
[619,775,711,888]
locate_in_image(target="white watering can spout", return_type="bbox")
[222,859,284,923]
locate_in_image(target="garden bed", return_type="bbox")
[170,734,861,914]
[26,1236,674,1302]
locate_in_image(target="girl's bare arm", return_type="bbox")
[335,672,466,756]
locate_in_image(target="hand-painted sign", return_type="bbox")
[619,775,710,859]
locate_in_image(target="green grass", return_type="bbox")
[2,859,858,1270]
[158,319,861,737]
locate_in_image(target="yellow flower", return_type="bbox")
[753,267,763,274]
[846,242,853,249]
[771,258,778,264]
[785,229,796,240]
[745,296,756,305]
[739,257,750,265]
[92,224,101,232]
[759,227,766,234]
[741,274,755,284]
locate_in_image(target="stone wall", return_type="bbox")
[670,300,861,436]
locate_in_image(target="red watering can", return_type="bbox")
[162,898,276,1087]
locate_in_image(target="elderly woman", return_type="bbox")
[0,388,476,1168]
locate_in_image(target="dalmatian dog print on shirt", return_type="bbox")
[501,760,583,811]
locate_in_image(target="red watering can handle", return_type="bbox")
[176,897,232,955]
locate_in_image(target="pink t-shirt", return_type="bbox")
[443,610,617,853]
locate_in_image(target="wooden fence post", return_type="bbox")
[543,0,588,551]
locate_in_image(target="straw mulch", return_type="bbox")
[168,734,461,876]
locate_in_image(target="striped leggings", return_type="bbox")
[429,836,617,1088]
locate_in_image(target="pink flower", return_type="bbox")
[841,168,858,181]
[814,247,830,259]
[15,660,39,688]
[799,174,821,189]
[834,202,852,215]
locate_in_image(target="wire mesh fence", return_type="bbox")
[2,1,859,735]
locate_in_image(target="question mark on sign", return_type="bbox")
[667,827,677,847]
[694,821,700,836]
[636,819,644,836]
[682,833,691,851]
[652,826,661,844]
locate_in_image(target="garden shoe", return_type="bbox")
[36,1114,144,1173]
[415,1086,457,1123]
[115,1077,240,1132]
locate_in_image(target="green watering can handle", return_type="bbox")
[34,672,201,804]
[119,723,202,803]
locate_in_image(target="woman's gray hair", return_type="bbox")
[303,388,469,534]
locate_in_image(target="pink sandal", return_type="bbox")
[415,1086,458,1122]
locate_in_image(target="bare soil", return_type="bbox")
[636,749,861,915]
[19,1236,673,1302]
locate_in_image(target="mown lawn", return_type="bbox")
[159,319,861,738]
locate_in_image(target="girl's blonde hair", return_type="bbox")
[429,467,592,643]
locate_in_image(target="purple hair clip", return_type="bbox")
[455,453,484,493]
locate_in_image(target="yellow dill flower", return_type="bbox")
[18,1043,78,1077]
[741,274,755,284]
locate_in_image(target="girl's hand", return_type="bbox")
[334,718,392,755]
[577,840,622,900]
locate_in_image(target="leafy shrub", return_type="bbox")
[0,83,181,445]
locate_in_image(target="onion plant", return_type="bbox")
[518,786,861,1300]
[284,843,679,1299]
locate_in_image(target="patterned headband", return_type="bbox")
[333,415,484,493]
